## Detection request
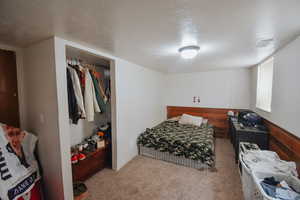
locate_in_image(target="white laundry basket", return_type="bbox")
[252,171,300,200]
[239,154,256,200]
[239,142,260,200]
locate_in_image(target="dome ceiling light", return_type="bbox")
[178,45,200,59]
[256,38,274,48]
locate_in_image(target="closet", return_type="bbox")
[65,46,113,183]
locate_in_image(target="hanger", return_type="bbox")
[66,57,99,73]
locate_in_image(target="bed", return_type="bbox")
[137,119,215,170]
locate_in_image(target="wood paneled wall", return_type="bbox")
[263,119,300,175]
[167,106,300,174]
[167,106,239,138]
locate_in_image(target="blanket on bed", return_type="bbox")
[137,121,215,167]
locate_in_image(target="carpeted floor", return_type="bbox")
[85,138,244,200]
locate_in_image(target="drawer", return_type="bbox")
[72,149,107,181]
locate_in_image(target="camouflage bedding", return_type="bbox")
[137,121,215,167]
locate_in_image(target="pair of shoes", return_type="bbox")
[73,182,87,197]
[71,153,86,164]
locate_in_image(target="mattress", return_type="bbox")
[137,121,215,168]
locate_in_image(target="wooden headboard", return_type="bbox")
[167,106,239,138]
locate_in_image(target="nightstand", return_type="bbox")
[229,118,269,163]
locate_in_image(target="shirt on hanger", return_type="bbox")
[68,66,86,118]
[84,68,101,121]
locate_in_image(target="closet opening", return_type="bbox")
[65,46,117,190]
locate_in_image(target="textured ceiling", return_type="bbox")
[1,0,300,73]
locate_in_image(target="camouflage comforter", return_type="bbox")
[137,121,215,167]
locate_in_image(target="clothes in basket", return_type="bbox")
[242,150,298,177]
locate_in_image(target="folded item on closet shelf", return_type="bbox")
[243,150,298,177]
[68,66,86,118]
[84,68,101,121]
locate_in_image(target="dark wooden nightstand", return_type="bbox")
[229,117,269,163]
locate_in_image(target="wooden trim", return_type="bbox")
[167,106,240,138]
[167,106,300,174]
[263,119,300,175]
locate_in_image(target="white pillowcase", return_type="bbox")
[202,118,208,125]
[167,116,181,121]
[179,114,203,127]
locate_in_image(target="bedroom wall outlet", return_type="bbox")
[39,114,45,124]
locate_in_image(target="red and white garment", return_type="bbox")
[0,124,42,200]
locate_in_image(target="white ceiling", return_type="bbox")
[1,0,300,73]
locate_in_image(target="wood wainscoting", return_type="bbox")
[263,119,300,175]
[167,106,239,138]
[167,106,300,173]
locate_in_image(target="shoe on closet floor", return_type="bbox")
[78,153,86,161]
[71,154,79,164]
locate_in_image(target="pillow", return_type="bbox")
[179,114,203,127]
[167,116,181,121]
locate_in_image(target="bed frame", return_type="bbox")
[139,145,212,170]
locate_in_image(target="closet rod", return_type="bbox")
[66,58,109,69]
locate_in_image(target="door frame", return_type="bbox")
[0,44,25,129]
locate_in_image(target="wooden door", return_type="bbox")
[0,49,20,127]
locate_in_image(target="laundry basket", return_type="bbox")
[252,171,300,200]
[239,154,256,200]
[239,142,260,200]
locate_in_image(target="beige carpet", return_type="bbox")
[85,139,243,200]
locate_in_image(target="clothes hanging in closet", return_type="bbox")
[95,72,108,103]
[68,66,86,118]
[105,77,111,102]
[67,68,80,124]
[90,71,106,113]
[84,68,101,121]
[72,65,85,96]
[66,58,111,123]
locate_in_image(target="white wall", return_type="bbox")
[54,36,166,174]
[23,38,69,200]
[115,59,165,169]
[20,36,166,200]
[251,36,300,138]
[165,69,251,109]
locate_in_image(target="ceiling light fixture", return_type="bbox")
[179,45,200,59]
[256,38,274,48]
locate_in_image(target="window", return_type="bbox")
[256,57,274,112]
